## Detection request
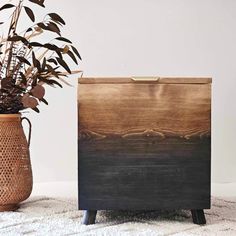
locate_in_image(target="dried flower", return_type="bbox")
[0,0,82,113]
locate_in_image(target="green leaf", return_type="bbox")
[55,37,72,44]
[56,57,71,74]
[71,45,82,60]
[24,7,35,22]
[48,13,65,25]
[17,56,31,66]
[28,0,45,8]
[0,4,15,11]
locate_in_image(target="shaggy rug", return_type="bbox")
[0,197,235,236]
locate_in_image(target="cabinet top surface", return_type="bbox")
[78,77,212,84]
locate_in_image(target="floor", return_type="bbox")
[0,182,235,235]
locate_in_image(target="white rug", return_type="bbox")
[0,197,236,236]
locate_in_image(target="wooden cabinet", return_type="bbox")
[78,77,211,225]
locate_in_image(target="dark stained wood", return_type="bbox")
[191,209,206,225]
[81,210,97,225]
[79,137,210,210]
[78,78,211,213]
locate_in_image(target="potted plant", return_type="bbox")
[0,0,81,211]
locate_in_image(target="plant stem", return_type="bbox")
[6,0,24,78]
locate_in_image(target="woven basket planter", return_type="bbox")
[0,114,33,211]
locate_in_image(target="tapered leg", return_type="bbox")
[82,210,97,225]
[191,209,206,225]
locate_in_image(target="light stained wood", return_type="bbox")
[78,77,212,84]
[78,83,211,139]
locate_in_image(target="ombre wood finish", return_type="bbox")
[78,77,211,223]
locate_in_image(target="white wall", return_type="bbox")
[3,0,236,183]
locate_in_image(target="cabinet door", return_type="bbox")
[78,82,211,210]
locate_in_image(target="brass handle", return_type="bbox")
[21,117,32,148]
[131,76,160,82]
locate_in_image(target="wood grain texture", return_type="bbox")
[78,83,211,137]
[78,79,211,210]
[79,138,210,210]
[79,77,212,84]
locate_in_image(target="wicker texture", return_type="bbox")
[0,114,32,211]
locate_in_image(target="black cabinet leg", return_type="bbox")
[191,209,206,225]
[82,210,97,225]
